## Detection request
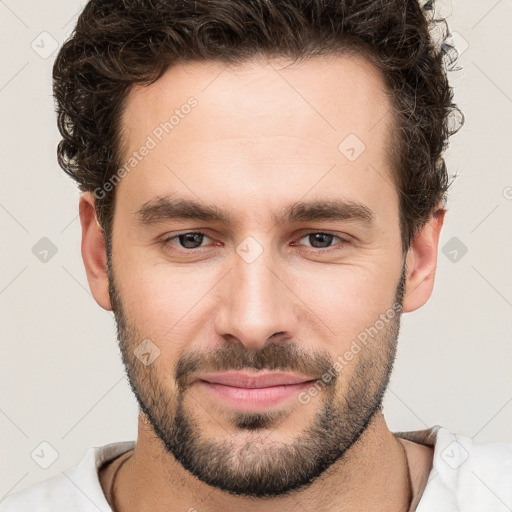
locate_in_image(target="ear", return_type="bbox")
[402,207,446,313]
[79,192,112,311]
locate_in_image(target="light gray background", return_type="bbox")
[1,0,511,500]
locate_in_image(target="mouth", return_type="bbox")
[193,371,317,411]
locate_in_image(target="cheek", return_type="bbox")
[114,255,218,345]
[294,263,400,350]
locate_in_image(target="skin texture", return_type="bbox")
[81,55,443,511]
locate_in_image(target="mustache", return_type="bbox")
[174,340,336,391]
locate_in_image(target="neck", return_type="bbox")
[101,410,430,512]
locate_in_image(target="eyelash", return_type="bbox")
[159,231,350,255]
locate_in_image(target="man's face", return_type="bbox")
[108,55,405,496]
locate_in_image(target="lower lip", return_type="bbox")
[197,380,314,411]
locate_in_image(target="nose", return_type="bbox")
[213,248,299,350]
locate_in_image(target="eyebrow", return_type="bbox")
[133,195,375,227]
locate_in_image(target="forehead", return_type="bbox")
[122,54,392,144]
[115,54,397,226]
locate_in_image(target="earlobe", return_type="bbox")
[402,207,446,313]
[79,192,112,311]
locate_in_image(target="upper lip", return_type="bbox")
[196,371,316,388]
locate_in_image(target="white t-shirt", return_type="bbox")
[1,425,511,511]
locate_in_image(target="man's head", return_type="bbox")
[53,0,461,499]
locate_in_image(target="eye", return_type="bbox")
[293,232,349,252]
[161,231,212,251]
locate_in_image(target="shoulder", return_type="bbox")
[418,425,512,511]
[0,472,82,512]
[0,441,135,512]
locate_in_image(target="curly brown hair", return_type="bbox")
[53,0,463,255]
